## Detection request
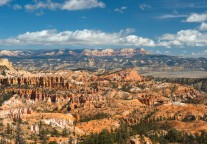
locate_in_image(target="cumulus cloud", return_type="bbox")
[25,0,61,11]
[114,6,127,13]
[0,29,155,47]
[62,0,105,10]
[185,13,207,22]
[0,0,10,6]
[158,29,207,48]
[3,28,207,48]
[25,0,105,11]
[199,22,207,31]
[139,4,151,10]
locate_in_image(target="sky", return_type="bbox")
[0,0,207,58]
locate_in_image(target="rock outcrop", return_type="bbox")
[99,69,142,81]
[0,58,15,71]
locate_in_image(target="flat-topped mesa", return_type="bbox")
[0,58,15,71]
[99,68,142,81]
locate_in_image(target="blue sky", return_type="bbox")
[0,0,207,58]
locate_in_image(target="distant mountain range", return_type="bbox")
[0,48,206,71]
[0,48,149,57]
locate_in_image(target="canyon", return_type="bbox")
[0,58,206,143]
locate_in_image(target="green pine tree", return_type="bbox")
[15,123,26,144]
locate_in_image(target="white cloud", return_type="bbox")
[114,6,127,13]
[0,0,10,6]
[199,22,207,31]
[0,29,155,47]
[158,29,207,47]
[185,13,207,22]
[25,1,61,11]
[119,28,135,35]
[139,4,151,10]
[25,0,105,11]
[13,4,22,10]
[62,0,105,10]
[157,14,187,19]
[3,28,207,48]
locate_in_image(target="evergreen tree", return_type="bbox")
[164,129,182,143]
[6,123,12,135]
[51,128,59,136]
[41,136,47,144]
[68,136,73,144]
[40,129,48,144]
[198,130,207,144]
[62,128,69,137]
[15,122,26,144]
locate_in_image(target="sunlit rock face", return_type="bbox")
[0,58,15,71]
